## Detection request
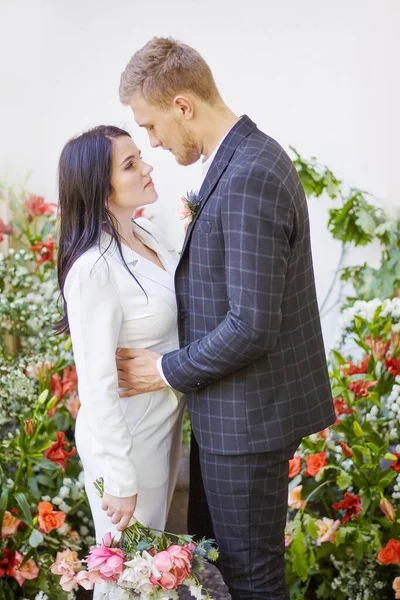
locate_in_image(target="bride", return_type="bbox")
[55,125,184,562]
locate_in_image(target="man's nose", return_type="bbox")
[149,134,161,149]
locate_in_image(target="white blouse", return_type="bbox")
[64,219,180,497]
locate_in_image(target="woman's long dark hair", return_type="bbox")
[55,125,146,335]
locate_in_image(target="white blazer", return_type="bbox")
[64,218,181,498]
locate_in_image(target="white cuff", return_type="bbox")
[156,356,171,387]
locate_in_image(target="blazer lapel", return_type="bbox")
[179,115,257,258]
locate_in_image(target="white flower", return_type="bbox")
[52,496,62,505]
[42,495,51,502]
[80,525,89,536]
[59,486,70,498]
[63,477,73,485]
[35,593,49,600]
[188,582,204,599]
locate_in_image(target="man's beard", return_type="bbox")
[175,124,200,166]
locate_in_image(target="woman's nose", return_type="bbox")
[142,162,153,176]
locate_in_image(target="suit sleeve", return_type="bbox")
[161,166,294,393]
[65,260,137,497]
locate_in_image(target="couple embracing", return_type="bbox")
[56,37,335,600]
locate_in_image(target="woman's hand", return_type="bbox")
[101,492,138,532]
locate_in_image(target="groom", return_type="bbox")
[116,37,335,600]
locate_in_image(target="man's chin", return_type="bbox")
[175,154,201,167]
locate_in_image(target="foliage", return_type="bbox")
[285,299,400,599]
[291,147,400,304]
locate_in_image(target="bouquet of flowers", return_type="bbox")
[51,480,219,599]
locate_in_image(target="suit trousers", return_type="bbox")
[188,433,300,600]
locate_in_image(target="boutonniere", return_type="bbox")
[177,190,203,224]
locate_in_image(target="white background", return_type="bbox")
[0,0,398,349]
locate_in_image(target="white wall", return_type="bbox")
[0,0,398,349]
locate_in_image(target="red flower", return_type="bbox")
[43,431,76,472]
[49,366,78,417]
[0,548,15,577]
[390,454,400,473]
[385,356,400,378]
[349,380,377,398]
[0,219,13,242]
[288,455,301,478]
[332,492,363,524]
[377,539,400,565]
[332,397,352,426]
[30,235,55,267]
[344,355,369,376]
[25,193,56,222]
[304,452,327,477]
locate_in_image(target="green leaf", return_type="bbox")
[29,455,60,471]
[28,528,44,548]
[384,453,397,461]
[291,516,309,581]
[15,492,33,525]
[0,485,9,532]
[336,471,352,490]
[353,421,364,437]
[355,209,377,235]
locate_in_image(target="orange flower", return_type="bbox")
[38,501,66,533]
[1,511,21,538]
[349,380,377,398]
[43,431,76,472]
[24,419,35,436]
[343,355,369,376]
[380,498,396,522]
[339,440,353,458]
[332,398,352,426]
[378,539,400,565]
[8,551,39,586]
[53,548,81,573]
[315,517,340,546]
[304,452,327,477]
[288,485,306,510]
[49,366,78,416]
[288,455,301,478]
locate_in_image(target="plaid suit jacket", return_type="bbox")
[162,115,335,454]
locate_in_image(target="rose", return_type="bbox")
[50,559,78,591]
[288,485,306,510]
[38,501,66,533]
[177,198,192,220]
[8,551,39,586]
[86,536,126,582]
[377,539,400,565]
[75,569,103,590]
[314,518,340,545]
[1,510,21,538]
[165,544,191,585]
[150,550,177,590]
[54,548,81,572]
[288,455,301,478]
[304,452,327,477]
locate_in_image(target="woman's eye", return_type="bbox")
[125,162,134,169]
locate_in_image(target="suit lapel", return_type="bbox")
[179,115,257,259]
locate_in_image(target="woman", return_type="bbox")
[56,125,184,551]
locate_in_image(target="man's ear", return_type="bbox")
[173,95,194,120]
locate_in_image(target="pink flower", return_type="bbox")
[1,511,21,538]
[0,218,13,242]
[53,549,81,572]
[86,534,125,582]
[177,198,192,220]
[8,551,39,587]
[393,576,400,599]
[314,517,340,545]
[66,393,81,419]
[288,485,306,510]
[25,193,56,221]
[150,551,177,590]
[166,545,192,585]
[76,569,103,590]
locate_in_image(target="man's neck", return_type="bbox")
[200,107,239,159]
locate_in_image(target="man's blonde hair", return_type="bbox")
[119,37,220,108]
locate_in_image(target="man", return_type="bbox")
[117,37,335,600]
